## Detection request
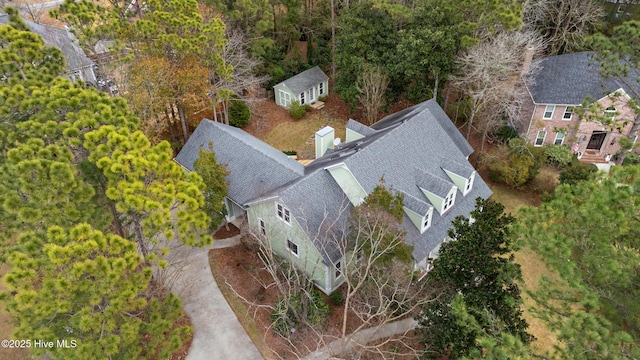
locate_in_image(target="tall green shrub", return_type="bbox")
[229,100,251,128]
[289,100,307,119]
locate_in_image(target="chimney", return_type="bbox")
[520,46,535,77]
[315,126,335,159]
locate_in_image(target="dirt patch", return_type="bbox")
[210,242,372,359]
[213,223,240,239]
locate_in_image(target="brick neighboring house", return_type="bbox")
[518,51,640,164]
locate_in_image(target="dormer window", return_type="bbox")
[464,172,475,195]
[442,189,456,213]
[420,208,433,233]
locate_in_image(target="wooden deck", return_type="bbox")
[309,101,325,110]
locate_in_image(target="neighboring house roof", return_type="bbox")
[346,119,377,137]
[174,119,305,205]
[0,14,95,76]
[276,66,328,94]
[525,51,640,105]
[176,100,491,265]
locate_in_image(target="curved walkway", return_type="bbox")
[170,236,263,360]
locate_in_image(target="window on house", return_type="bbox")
[300,92,305,105]
[287,239,298,256]
[554,132,565,145]
[279,90,291,107]
[276,203,291,224]
[309,87,315,102]
[563,106,574,120]
[543,105,555,119]
[335,261,342,278]
[535,130,547,147]
[421,211,431,233]
[259,218,266,236]
[604,106,616,120]
[464,172,475,195]
[442,190,456,213]
[319,82,324,95]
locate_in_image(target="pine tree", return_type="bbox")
[193,143,229,232]
[518,166,640,358]
[3,224,189,360]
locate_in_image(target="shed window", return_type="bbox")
[319,82,324,95]
[335,261,342,278]
[300,92,305,105]
[259,218,266,236]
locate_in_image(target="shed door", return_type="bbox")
[279,90,291,107]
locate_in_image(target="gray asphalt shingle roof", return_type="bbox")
[177,100,491,264]
[279,99,491,262]
[0,14,94,74]
[174,119,304,205]
[278,66,328,94]
[401,192,432,216]
[346,119,377,137]
[525,51,640,105]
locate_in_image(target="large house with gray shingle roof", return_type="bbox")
[518,51,640,164]
[175,100,491,294]
[0,14,97,85]
[274,66,328,108]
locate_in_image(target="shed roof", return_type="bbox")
[277,66,328,94]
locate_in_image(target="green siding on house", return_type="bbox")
[246,199,332,292]
[346,128,365,143]
[326,164,367,206]
[403,207,423,232]
[443,169,467,192]
[419,187,444,213]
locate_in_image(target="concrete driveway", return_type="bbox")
[169,239,263,360]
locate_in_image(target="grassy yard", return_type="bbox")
[485,169,560,355]
[263,111,346,155]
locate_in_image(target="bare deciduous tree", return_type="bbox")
[356,64,390,125]
[209,29,270,125]
[452,31,545,151]
[523,0,604,55]
[233,189,433,359]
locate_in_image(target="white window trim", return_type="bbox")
[286,238,299,257]
[442,188,456,213]
[562,106,574,121]
[604,106,617,121]
[464,172,475,196]
[300,92,305,105]
[279,90,291,107]
[535,130,547,147]
[420,208,433,233]
[334,261,342,279]
[275,202,291,225]
[554,132,565,145]
[543,105,555,119]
